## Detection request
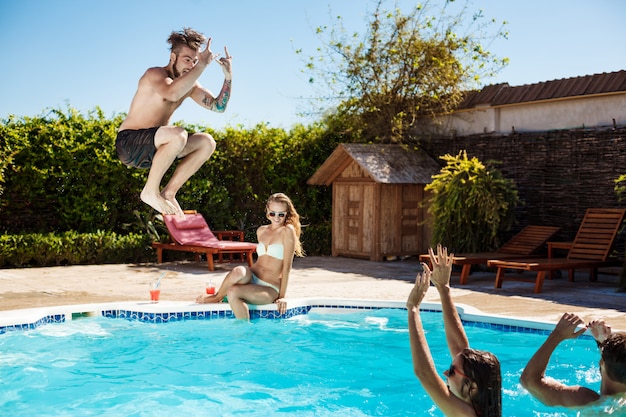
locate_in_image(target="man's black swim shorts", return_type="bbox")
[116,127,159,169]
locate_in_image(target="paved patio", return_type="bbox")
[1,256,625,330]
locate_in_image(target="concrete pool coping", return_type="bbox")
[0,298,564,336]
[1,256,625,331]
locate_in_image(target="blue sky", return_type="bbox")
[1,0,625,130]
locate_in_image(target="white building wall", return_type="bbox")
[439,94,626,136]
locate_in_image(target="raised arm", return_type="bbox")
[426,245,469,357]
[407,269,476,416]
[148,38,219,103]
[520,312,600,407]
[191,46,232,112]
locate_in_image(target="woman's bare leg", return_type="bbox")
[226,285,278,320]
[196,265,251,304]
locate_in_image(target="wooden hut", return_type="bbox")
[307,144,440,261]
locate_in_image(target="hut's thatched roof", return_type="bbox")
[307,144,440,186]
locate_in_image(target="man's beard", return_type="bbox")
[172,56,181,78]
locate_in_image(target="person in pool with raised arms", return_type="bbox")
[407,245,502,416]
[196,193,304,320]
[520,312,626,411]
[116,27,232,217]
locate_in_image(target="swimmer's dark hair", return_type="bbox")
[462,348,502,417]
[600,332,626,385]
[167,28,206,53]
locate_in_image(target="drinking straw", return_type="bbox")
[155,272,166,288]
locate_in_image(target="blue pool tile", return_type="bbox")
[1,303,594,344]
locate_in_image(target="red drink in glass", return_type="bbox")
[149,282,160,302]
[150,289,160,301]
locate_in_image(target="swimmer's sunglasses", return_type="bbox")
[268,211,286,218]
[445,364,472,381]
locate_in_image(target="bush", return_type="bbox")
[425,150,520,253]
[0,107,338,265]
[0,108,336,246]
[0,231,153,267]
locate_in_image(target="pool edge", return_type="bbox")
[0,298,563,335]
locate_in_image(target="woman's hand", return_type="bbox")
[428,245,453,288]
[407,267,431,310]
[275,298,287,315]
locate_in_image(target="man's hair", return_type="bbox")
[167,28,206,53]
[462,348,502,417]
[601,332,626,384]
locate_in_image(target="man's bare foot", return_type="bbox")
[163,195,184,218]
[140,189,177,214]
[165,200,184,217]
[196,294,223,304]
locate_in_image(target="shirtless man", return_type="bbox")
[521,313,626,410]
[116,27,232,215]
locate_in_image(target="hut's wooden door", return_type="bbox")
[332,182,375,258]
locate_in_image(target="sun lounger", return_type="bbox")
[152,211,257,271]
[419,225,561,285]
[487,208,626,293]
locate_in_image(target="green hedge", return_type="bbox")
[0,106,342,266]
[0,224,332,268]
[0,107,337,233]
[0,231,153,267]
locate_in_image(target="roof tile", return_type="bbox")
[459,70,626,109]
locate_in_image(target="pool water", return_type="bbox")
[0,309,604,416]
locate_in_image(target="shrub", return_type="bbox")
[0,109,335,251]
[425,150,520,253]
[0,231,152,267]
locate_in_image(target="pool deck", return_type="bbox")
[1,256,625,330]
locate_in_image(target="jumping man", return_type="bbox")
[116,27,232,216]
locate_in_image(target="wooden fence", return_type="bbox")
[419,126,626,248]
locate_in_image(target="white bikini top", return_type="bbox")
[257,242,284,260]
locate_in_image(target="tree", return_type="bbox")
[300,0,509,143]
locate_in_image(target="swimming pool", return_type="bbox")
[0,299,612,416]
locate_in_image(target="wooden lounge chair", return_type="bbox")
[151,211,257,271]
[487,208,626,293]
[419,225,561,285]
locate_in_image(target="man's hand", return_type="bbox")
[198,37,219,66]
[588,319,611,344]
[215,46,232,78]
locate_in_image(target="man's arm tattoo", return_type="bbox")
[203,79,232,112]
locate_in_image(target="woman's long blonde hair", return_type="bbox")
[266,193,305,257]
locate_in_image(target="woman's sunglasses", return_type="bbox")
[444,364,472,381]
[268,211,286,218]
